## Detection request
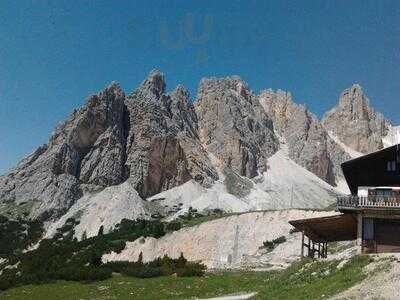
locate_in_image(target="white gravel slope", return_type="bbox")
[257,150,339,208]
[148,150,339,219]
[45,180,154,239]
[103,209,338,269]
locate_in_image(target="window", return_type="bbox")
[376,189,393,197]
[387,160,397,172]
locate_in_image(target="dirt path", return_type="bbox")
[199,292,258,300]
[331,255,400,300]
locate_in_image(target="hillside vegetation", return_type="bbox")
[1,256,374,300]
[0,217,204,292]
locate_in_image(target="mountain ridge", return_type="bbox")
[0,70,397,236]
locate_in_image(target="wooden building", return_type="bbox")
[290,144,400,256]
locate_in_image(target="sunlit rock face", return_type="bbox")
[322,84,390,154]
[124,70,218,199]
[0,82,126,220]
[259,89,336,185]
[195,76,278,178]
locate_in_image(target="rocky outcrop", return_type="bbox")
[195,76,278,178]
[322,84,390,153]
[124,70,218,198]
[0,83,126,219]
[259,89,335,184]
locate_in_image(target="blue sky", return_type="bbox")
[0,0,399,173]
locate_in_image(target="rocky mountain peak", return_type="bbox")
[197,76,251,101]
[138,69,166,99]
[172,84,190,99]
[337,84,370,119]
[258,89,294,136]
[195,76,278,178]
[322,84,390,153]
[259,89,337,185]
[124,72,218,198]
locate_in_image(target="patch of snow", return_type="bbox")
[327,131,364,158]
[383,125,400,148]
[103,209,338,269]
[45,180,156,240]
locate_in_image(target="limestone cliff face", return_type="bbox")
[259,89,336,184]
[322,84,390,153]
[124,71,218,198]
[195,76,278,178]
[0,83,126,219]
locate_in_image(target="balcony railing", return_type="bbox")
[337,196,400,209]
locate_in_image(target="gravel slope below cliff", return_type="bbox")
[45,180,157,239]
[103,209,338,269]
[148,149,339,219]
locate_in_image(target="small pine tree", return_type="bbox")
[187,207,193,220]
[137,251,143,264]
[81,231,87,241]
[176,252,187,268]
[98,225,104,236]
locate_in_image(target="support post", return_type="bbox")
[357,213,363,254]
[301,231,305,258]
[318,242,321,258]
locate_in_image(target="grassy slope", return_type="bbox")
[1,256,373,300]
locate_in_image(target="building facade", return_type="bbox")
[290,144,400,256]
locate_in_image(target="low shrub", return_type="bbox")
[262,236,287,251]
[123,265,164,278]
[166,221,182,232]
[104,261,131,273]
[0,275,16,291]
[273,236,287,244]
[104,253,205,279]
[176,262,206,277]
[57,266,112,282]
[108,240,126,253]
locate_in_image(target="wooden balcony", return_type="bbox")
[337,196,400,210]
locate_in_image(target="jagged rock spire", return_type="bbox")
[195,76,278,178]
[322,84,390,153]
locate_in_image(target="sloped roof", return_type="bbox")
[341,144,400,195]
[289,213,357,242]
